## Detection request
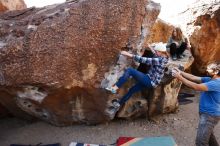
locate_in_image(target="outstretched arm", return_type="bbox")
[120,51,134,58]
[172,69,208,91]
[174,68,202,83]
[133,55,160,65]
[121,51,160,65]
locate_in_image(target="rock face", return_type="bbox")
[0,0,164,126]
[175,1,220,74]
[0,0,26,12]
[0,0,27,117]
[190,3,220,74]
[147,19,174,44]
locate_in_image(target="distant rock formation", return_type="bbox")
[147,19,174,44]
[190,3,220,74]
[0,0,26,12]
[175,0,220,74]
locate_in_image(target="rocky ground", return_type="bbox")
[0,88,220,146]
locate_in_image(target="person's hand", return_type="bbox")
[121,51,133,58]
[172,68,182,79]
[172,67,181,73]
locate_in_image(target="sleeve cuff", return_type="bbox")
[133,55,139,62]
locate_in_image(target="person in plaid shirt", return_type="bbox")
[105,43,169,116]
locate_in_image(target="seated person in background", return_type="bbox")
[166,27,191,61]
[105,43,169,116]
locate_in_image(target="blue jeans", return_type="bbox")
[196,113,220,146]
[115,68,153,105]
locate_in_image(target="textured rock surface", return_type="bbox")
[0,0,27,118]
[147,19,174,44]
[0,0,163,125]
[0,87,35,120]
[0,0,26,12]
[174,0,220,74]
[190,3,220,74]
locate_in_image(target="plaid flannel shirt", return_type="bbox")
[133,55,168,87]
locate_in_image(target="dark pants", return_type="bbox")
[170,42,187,57]
[115,68,153,105]
[196,113,220,146]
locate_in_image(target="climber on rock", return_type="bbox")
[137,44,157,74]
[105,43,169,116]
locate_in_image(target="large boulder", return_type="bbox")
[0,0,162,126]
[0,0,26,12]
[0,0,195,126]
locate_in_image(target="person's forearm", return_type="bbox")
[121,51,134,58]
[180,71,200,82]
[178,75,199,90]
[181,71,194,79]
[127,53,133,58]
[177,75,207,91]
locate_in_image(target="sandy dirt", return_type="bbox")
[0,90,220,146]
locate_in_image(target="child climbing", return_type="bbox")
[105,43,169,117]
